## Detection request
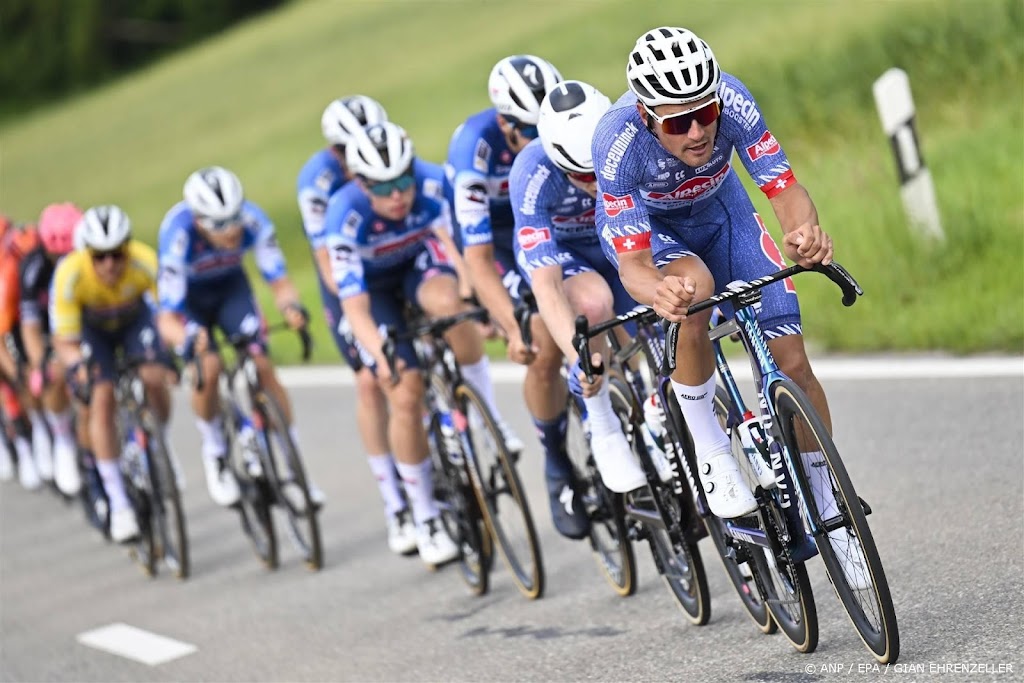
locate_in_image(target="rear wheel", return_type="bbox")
[458,383,544,600]
[565,396,636,598]
[257,392,323,571]
[223,397,278,570]
[772,379,899,663]
[143,414,190,580]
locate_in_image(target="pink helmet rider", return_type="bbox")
[38,203,83,256]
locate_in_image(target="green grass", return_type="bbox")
[2,0,1021,362]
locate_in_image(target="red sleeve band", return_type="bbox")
[761,169,797,199]
[611,231,652,254]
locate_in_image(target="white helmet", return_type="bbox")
[627,27,721,106]
[538,81,611,174]
[488,55,563,125]
[346,122,414,182]
[321,95,388,146]
[78,205,131,251]
[183,166,244,222]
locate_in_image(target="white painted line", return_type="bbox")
[77,623,197,666]
[276,356,1024,387]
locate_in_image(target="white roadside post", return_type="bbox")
[872,68,945,241]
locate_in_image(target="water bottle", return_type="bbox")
[735,412,776,490]
[238,416,262,477]
[438,412,462,463]
[642,393,674,483]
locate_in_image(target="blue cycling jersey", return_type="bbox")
[593,72,796,254]
[323,159,451,299]
[444,108,518,250]
[509,138,598,272]
[157,200,287,313]
[296,148,349,252]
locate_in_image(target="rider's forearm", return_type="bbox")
[0,346,17,381]
[340,293,384,359]
[270,276,301,313]
[532,269,580,362]
[21,321,46,369]
[313,246,338,296]
[769,183,819,236]
[156,310,188,351]
[53,336,84,370]
[465,246,517,334]
[433,227,471,297]
[618,252,664,307]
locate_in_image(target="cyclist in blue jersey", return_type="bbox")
[593,27,836,520]
[509,81,651,538]
[324,122,506,567]
[156,166,323,511]
[447,54,598,538]
[297,96,417,555]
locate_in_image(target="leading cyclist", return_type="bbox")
[593,27,835,520]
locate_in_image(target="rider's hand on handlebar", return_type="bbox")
[567,353,605,399]
[28,366,44,398]
[653,275,697,323]
[506,332,537,366]
[284,303,310,331]
[783,222,833,268]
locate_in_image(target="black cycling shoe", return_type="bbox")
[546,473,590,540]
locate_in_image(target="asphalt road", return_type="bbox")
[1,373,1022,683]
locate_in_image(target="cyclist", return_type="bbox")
[323,122,500,567]
[509,81,651,538]
[19,203,84,495]
[0,221,44,489]
[447,54,597,538]
[297,96,416,554]
[156,166,323,510]
[50,205,173,542]
[593,27,835,520]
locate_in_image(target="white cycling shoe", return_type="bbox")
[387,509,418,556]
[416,517,459,567]
[496,419,524,456]
[590,429,647,493]
[53,438,82,496]
[698,450,758,518]
[15,439,41,491]
[203,455,241,507]
[110,507,140,544]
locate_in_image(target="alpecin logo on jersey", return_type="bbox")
[754,213,796,294]
[746,131,780,162]
[602,193,635,217]
[518,226,551,250]
[646,164,730,202]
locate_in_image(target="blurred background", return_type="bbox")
[2,0,1021,362]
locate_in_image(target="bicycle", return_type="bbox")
[74,353,189,579]
[660,261,899,663]
[196,322,323,571]
[382,306,544,599]
[572,308,712,625]
[512,292,637,598]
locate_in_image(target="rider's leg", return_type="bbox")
[43,358,80,494]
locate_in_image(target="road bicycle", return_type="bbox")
[383,306,544,598]
[197,323,323,571]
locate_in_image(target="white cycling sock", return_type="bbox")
[395,459,439,525]
[368,453,406,516]
[97,459,131,512]
[461,358,502,421]
[671,375,730,461]
[44,408,74,440]
[196,416,226,460]
[582,382,620,437]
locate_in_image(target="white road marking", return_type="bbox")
[77,623,197,666]
[275,356,1023,388]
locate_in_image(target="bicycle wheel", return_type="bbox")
[620,381,710,625]
[458,383,544,599]
[141,413,190,580]
[772,379,899,663]
[121,431,157,578]
[427,412,490,595]
[256,392,323,571]
[565,397,636,598]
[223,399,278,570]
[708,387,776,634]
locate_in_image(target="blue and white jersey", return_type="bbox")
[156,200,287,313]
[324,159,451,299]
[592,72,796,256]
[296,148,349,252]
[509,138,597,271]
[443,108,517,249]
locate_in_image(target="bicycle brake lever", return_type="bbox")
[661,320,680,375]
[814,262,862,307]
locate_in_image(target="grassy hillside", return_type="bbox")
[2,0,1021,361]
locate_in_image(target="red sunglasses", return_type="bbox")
[567,171,597,183]
[644,98,722,135]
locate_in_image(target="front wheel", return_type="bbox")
[772,379,899,663]
[143,413,190,579]
[458,383,544,600]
